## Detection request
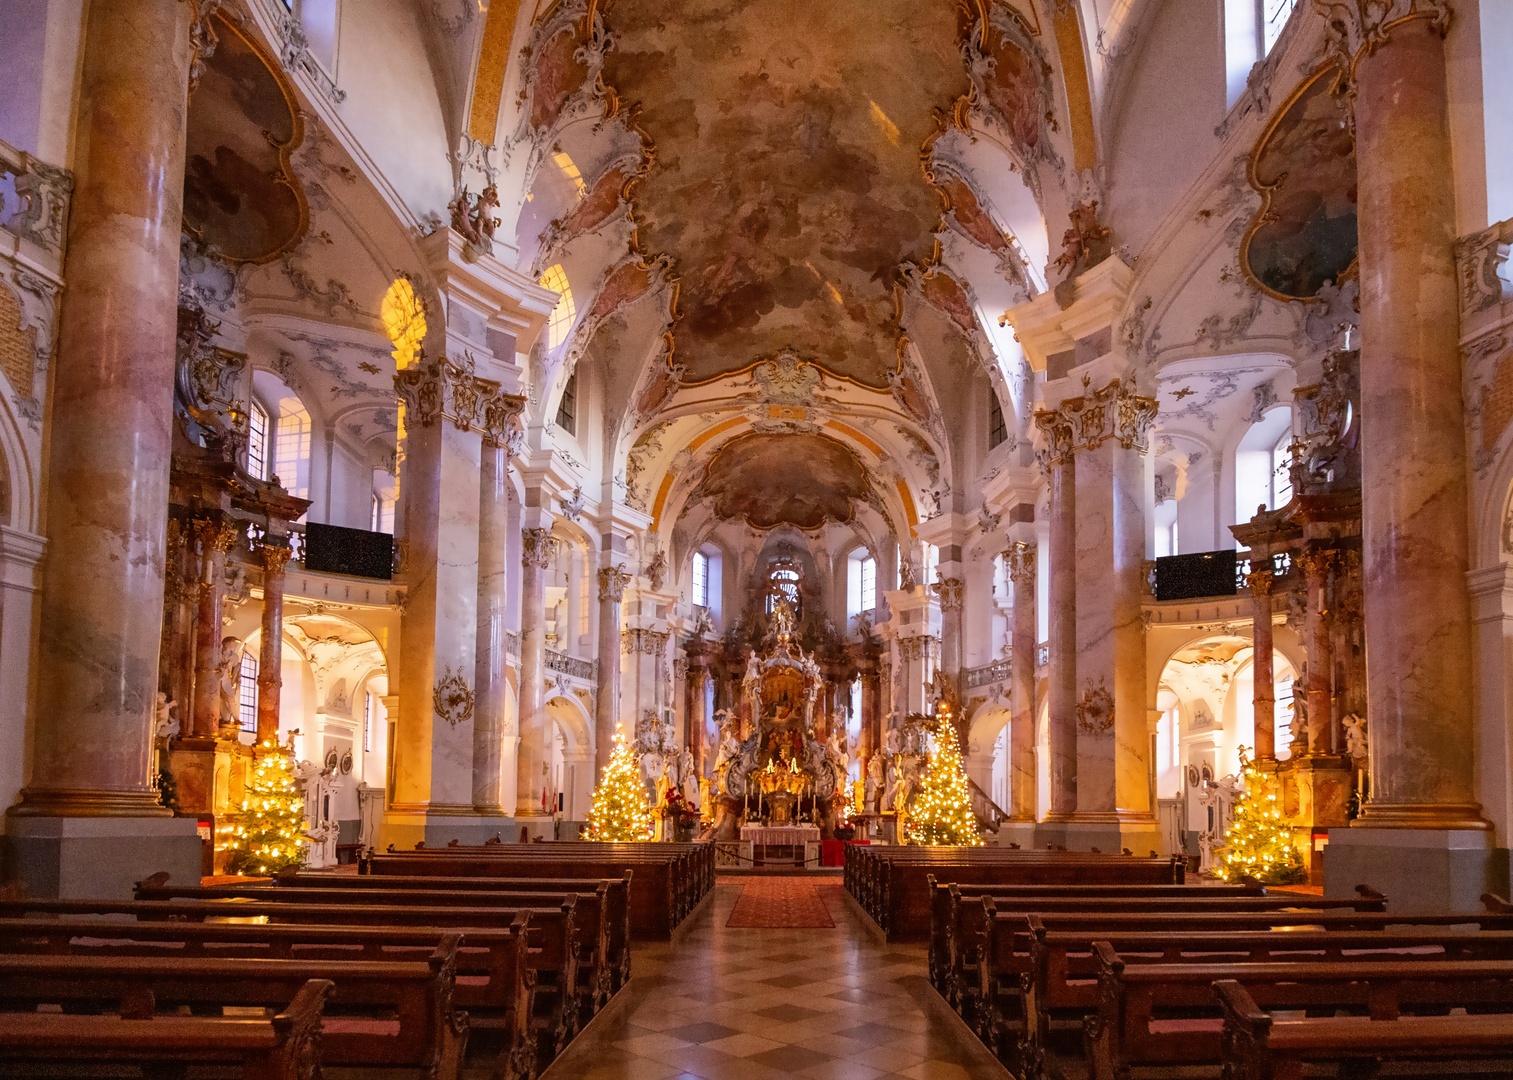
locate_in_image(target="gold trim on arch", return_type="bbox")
[1237,60,1358,304]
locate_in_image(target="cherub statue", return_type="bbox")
[1342,713,1368,761]
[644,549,668,592]
[154,692,179,739]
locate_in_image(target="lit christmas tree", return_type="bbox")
[1217,746,1303,884]
[585,726,655,842]
[903,707,983,847]
[217,744,309,876]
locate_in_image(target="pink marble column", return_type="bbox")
[1045,452,1077,820]
[516,528,557,817]
[190,517,235,738]
[1006,541,1038,822]
[472,440,511,811]
[256,541,291,747]
[12,0,194,816]
[1300,548,1335,756]
[1246,565,1276,761]
[1352,11,1484,827]
[595,564,629,779]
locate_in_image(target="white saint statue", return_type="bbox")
[882,763,901,812]
[681,748,700,806]
[865,754,883,811]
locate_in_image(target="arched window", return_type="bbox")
[846,548,876,621]
[247,401,270,480]
[1235,406,1293,523]
[1225,0,1299,106]
[237,651,259,734]
[273,396,311,500]
[692,546,723,620]
[988,392,1008,450]
[555,371,577,435]
[538,264,576,350]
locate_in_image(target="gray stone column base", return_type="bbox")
[5,815,202,898]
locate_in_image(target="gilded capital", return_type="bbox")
[1005,541,1036,584]
[260,540,294,573]
[598,563,632,602]
[932,577,965,612]
[1315,0,1451,70]
[394,353,517,439]
[1245,566,1275,595]
[522,527,559,568]
[481,390,528,453]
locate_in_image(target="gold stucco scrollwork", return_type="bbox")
[433,666,475,727]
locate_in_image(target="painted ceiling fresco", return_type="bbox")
[1242,66,1357,301]
[599,0,972,388]
[696,432,870,530]
[183,15,307,263]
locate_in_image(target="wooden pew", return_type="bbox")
[365,852,683,939]
[1215,978,1513,1080]
[0,915,537,1080]
[1022,926,1513,1078]
[0,894,582,1069]
[138,873,617,1017]
[0,976,331,1080]
[1088,946,1513,1080]
[926,875,1265,1005]
[274,868,632,995]
[0,939,470,1079]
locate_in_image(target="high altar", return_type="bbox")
[709,601,846,841]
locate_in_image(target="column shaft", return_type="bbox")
[1354,15,1481,823]
[472,442,509,811]
[1301,549,1335,756]
[1008,544,1037,822]
[16,0,194,813]
[191,522,226,737]
[516,529,555,817]
[595,565,628,779]
[1247,567,1276,761]
[1046,457,1077,819]
[256,543,290,746]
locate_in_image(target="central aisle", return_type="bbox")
[540,876,1012,1080]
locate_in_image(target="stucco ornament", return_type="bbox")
[433,666,475,727]
[1076,683,1115,735]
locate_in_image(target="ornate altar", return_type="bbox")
[709,599,847,840]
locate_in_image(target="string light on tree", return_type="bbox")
[585,725,655,842]
[217,740,309,876]
[1217,745,1303,885]
[903,705,983,847]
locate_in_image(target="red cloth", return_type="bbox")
[820,839,845,866]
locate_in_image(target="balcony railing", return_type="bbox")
[965,659,1011,689]
[1150,549,1293,602]
[547,650,596,682]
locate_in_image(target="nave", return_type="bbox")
[542,875,1010,1080]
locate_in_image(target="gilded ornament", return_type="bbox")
[1076,683,1115,735]
[433,666,475,727]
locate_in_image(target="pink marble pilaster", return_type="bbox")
[1046,454,1077,820]
[595,563,629,779]
[516,528,556,817]
[1007,542,1038,822]
[255,542,291,747]
[472,440,510,811]
[1247,566,1276,761]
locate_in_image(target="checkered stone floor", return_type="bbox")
[535,877,1013,1080]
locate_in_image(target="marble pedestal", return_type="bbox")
[1037,818,1164,857]
[1323,827,1502,913]
[993,821,1038,850]
[5,815,202,899]
[379,809,519,850]
[1290,758,1352,882]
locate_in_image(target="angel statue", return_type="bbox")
[1342,713,1368,761]
[154,692,179,739]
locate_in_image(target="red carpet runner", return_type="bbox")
[726,876,837,928]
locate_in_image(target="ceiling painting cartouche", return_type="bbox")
[596,0,973,389]
[696,431,871,531]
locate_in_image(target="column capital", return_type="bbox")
[931,577,965,612]
[1316,0,1451,72]
[521,527,559,568]
[1034,376,1157,471]
[1005,540,1036,584]
[191,513,239,552]
[598,563,631,602]
[1245,565,1275,595]
[395,353,524,440]
[259,539,294,573]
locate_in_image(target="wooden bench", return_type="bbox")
[272,869,633,995]
[0,915,537,1080]
[139,873,618,1018]
[0,939,469,1079]
[365,852,686,939]
[1019,926,1513,1078]
[0,894,582,1071]
[926,875,1265,1005]
[0,976,331,1080]
[1215,978,1513,1080]
[1089,946,1513,1080]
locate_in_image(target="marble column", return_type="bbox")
[934,576,964,691]
[13,0,195,818]
[1041,439,1077,821]
[1006,541,1038,822]
[685,645,711,772]
[516,528,557,818]
[595,564,629,779]
[256,540,292,747]
[473,438,512,812]
[1246,565,1276,761]
[190,516,232,738]
[1346,6,1483,829]
[1299,548,1335,756]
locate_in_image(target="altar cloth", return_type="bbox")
[740,824,821,846]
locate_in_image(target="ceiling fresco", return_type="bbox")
[598,0,973,388]
[696,431,871,530]
[183,14,307,264]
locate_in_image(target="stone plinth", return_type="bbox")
[1324,827,1502,914]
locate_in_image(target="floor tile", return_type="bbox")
[663,1020,742,1044]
